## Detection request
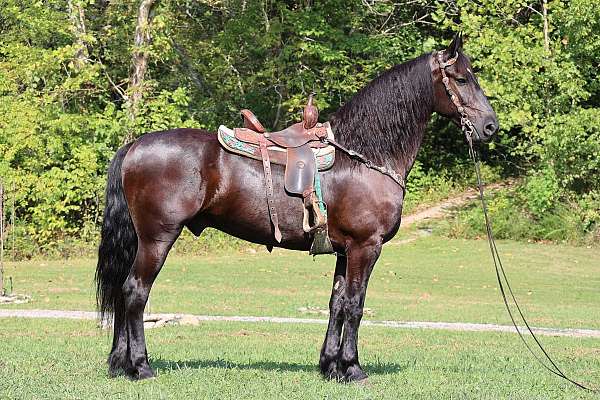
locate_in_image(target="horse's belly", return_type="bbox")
[197,152,313,250]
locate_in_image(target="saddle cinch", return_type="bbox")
[217,95,335,255]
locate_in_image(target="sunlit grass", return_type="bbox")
[0,318,598,399]
[1,236,599,330]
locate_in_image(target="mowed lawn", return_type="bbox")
[1,235,599,399]
[1,235,599,328]
[0,318,599,399]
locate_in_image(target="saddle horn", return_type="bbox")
[303,93,319,129]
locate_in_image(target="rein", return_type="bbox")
[436,50,596,392]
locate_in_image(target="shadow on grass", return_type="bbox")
[151,358,407,376]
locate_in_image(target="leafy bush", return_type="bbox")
[538,108,600,194]
[521,168,559,219]
[441,184,600,245]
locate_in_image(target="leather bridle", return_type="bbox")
[323,50,483,189]
[435,50,478,144]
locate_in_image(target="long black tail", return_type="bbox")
[95,142,137,323]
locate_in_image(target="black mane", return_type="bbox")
[330,53,434,169]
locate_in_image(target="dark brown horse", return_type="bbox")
[95,34,498,381]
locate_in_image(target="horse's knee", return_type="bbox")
[122,276,148,312]
[342,287,364,323]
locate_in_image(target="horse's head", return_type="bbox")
[431,33,498,143]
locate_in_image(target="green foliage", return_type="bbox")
[522,168,559,218]
[425,0,600,244]
[0,0,599,258]
[442,184,600,245]
[538,108,600,193]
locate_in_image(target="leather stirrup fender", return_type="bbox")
[258,136,282,242]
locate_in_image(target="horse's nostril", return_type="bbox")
[484,122,497,135]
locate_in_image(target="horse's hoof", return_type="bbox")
[107,351,127,377]
[126,365,156,381]
[324,366,344,381]
[320,360,342,381]
[344,365,368,383]
[108,366,123,378]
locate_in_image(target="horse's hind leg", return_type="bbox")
[320,255,347,379]
[122,227,182,380]
[108,296,128,376]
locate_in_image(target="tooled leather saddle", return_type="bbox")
[217,95,334,254]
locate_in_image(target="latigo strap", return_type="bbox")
[258,135,282,242]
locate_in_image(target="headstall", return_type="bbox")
[435,50,478,145]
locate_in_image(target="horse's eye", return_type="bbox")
[456,77,467,85]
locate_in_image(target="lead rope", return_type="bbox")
[438,47,596,390]
[467,133,596,392]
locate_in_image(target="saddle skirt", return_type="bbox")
[217,124,336,171]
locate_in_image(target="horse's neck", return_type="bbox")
[330,55,434,179]
[395,116,431,178]
[330,111,432,182]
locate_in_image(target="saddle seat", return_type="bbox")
[217,124,335,170]
[216,95,334,254]
[238,111,329,149]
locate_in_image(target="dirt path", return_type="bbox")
[1,309,599,338]
[389,182,511,245]
[401,182,510,229]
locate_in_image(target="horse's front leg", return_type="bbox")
[320,254,347,379]
[339,240,381,382]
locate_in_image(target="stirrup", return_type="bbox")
[310,225,334,255]
[301,193,333,255]
[302,193,327,233]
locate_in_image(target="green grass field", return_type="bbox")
[0,318,598,399]
[2,235,599,328]
[1,235,599,399]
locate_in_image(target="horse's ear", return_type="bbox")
[447,31,463,58]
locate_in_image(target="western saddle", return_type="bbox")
[217,95,334,254]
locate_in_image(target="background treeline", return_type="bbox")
[0,0,598,259]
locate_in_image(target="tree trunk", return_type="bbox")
[67,0,88,70]
[542,0,550,54]
[124,0,159,143]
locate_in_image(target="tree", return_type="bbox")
[125,0,159,142]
